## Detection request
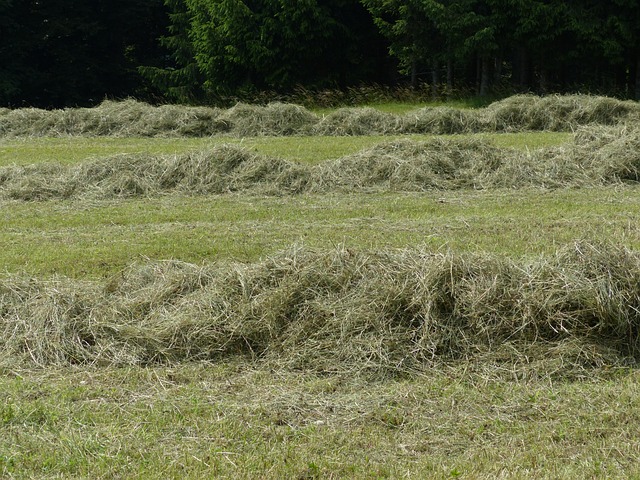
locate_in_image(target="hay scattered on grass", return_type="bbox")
[218,102,318,136]
[311,137,503,191]
[2,243,639,377]
[2,126,640,200]
[1,95,639,138]
[313,107,399,135]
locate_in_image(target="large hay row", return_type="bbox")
[1,126,639,200]
[1,95,639,137]
[1,243,639,377]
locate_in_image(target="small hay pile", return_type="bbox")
[482,94,640,132]
[59,100,230,137]
[572,125,640,182]
[313,107,399,135]
[0,100,229,137]
[0,145,309,200]
[217,102,318,136]
[0,163,72,201]
[1,243,639,377]
[0,108,60,136]
[312,137,504,191]
[400,107,480,134]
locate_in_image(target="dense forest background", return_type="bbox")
[1,0,639,107]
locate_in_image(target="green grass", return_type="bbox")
[0,132,570,167]
[1,364,639,478]
[0,137,223,167]
[2,126,640,478]
[2,187,639,278]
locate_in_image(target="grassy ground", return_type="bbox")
[2,364,639,479]
[2,187,639,278]
[0,132,569,167]
[2,105,640,478]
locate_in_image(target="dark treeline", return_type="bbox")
[0,0,169,107]
[1,0,639,107]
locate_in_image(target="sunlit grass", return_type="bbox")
[2,186,638,278]
[1,125,639,479]
[0,131,570,167]
[1,364,639,478]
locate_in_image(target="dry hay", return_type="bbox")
[483,94,640,132]
[572,125,640,182]
[0,144,310,200]
[400,107,481,134]
[313,107,399,136]
[1,95,639,138]
[311,137,504,191]
[0,100,229,137]
[3,126,640,200]
[217,102,318,136]
[0,163,72,201]
[59,100,229,137]
[1,242,639,378]
[0,108,59,136]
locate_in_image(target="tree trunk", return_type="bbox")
[494,55,502,85]
[517,47,529,90]
[446,55,454,96]
[537,54,549,94]
[431,57,440,100]
[476,55,482,94]
[539,67,549,94]
[410,60,418,89]
[636,54,640,101]
[479,56,490,97]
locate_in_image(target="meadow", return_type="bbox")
[2,95,640,478]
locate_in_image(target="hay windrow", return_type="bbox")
[218,102,319,136]
[1,95,639,138]
[313,107,399,136]
[0,144,311,199]
[312,137,504,191]
[3,127,640,200]
[483,94,640,132]
[400,107,481,134]
[1,243,639,376]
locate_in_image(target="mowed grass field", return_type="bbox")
[2,99,640,478]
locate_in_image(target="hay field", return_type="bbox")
[2,95,640,478]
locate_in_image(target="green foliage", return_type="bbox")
[139,0,205,103]
[362,0,640,97]
[143,0,387,100]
